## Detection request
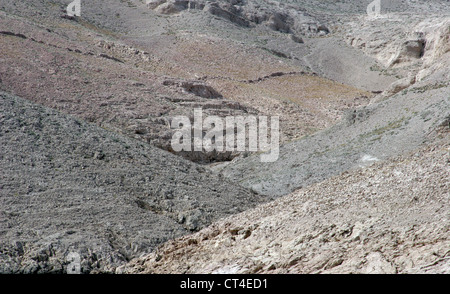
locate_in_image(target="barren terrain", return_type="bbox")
[0,0,449,273]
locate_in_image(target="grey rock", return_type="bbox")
[0,92,263,273]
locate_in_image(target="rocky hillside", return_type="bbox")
[217,58,449,196]
[0,0,383,163]
[119,0,450,274]
[216,1,450,197]
[0,92,262,273]
[0,0,449,274]
[120,132,449,274]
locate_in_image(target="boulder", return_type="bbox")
[267,13,291,33]
[155,0,189,14]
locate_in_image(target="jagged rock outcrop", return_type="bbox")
[163,79,224,99]
[146,0,330,37]
[388,39,426,67]
[378,74,416,100]
[155,0,191,14]
[203,1,250,27]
